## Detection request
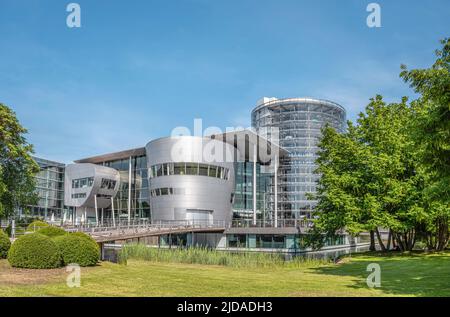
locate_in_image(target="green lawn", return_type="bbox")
[0,251,449,297]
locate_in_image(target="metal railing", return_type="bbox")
[64,219,228,238]
[231,219,314,228]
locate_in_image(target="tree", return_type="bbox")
[400,39,450,250]
[0,103,39,220]
[400,38,450,191]
[310,97,424,251]
[309,39,449,252]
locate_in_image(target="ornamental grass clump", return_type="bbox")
[119,244,330,268]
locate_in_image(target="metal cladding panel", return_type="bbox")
[145,136,235,224]
[64,163,120,208]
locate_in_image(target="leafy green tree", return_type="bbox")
[311,97,424,251]
[310,39,449,251]
[0,103,39,220]
[400,39,449,250]
[400,38,450,193]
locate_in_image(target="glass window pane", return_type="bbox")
[199,164,208,176]
[157,164,163,177]
[174,163,186,175]
[208,166,217,177]
[186,163,198,175]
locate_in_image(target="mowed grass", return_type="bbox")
[0,251,449,297]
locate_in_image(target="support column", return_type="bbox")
[128,156,132,224]
[274,155,278,228]
[94,194,98,226]
[253,143,257,226]
[101,208,104,226]
[111,196,115,227]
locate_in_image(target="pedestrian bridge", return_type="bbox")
[66,220,227,243]
[63,219,314,243]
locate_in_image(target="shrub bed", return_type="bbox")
[0,229,11,259]
[54,233,100,266]
[37,226,67,238]
[7,233,61,268]
[26,220,49,232]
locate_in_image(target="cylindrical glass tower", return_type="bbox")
[252,97,346,220]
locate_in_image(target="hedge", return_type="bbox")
[71,231,98,246]
[0,230,11,259]
[37,226,67,238]
[54,233,100,266]
[26,220,49,232]
[7,233,61,269]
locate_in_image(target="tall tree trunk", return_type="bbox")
[369,230,376,251]
[386,229,392,250]
[392,231,397,249]
[394,232,405,251]
[375,228,387,251]
[436,217,449,251]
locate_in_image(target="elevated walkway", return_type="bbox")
[66,220,226,243]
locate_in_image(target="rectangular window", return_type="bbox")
[163,163,169,176]
[174,163,186,175]
[160,188,169,195]
[186,163,198,175]
[199,164,209,176]
[156,164,163,177]
[71,193,86,199]
[101,178,116,189]
[72,177,94,189]
[208,166,217,177]
[218,167,224,179]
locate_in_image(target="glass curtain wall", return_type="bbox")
[25,157,73,220]
[102,155,150,222]
[252,99,346,219]
[233,162,273,222]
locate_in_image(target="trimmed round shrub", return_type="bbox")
[27,220,49,232]
[8,233,61,268]
[37,226,67,238]
[0,229,11,259]
[54,233,100,266]
[71,231,97,245]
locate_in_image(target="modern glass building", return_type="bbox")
[252,97,346,220]
[73,148,151,223]
[23,157,73,220]
[233,162,273,222]
[18,97,359,253]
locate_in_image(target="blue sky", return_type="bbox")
[0,0,448,163]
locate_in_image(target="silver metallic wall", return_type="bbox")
[146,136,236,224]
[64,163,120,220]
[252,98,346,219]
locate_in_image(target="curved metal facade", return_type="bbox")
[252,97,346,219]
[64,163,121,209]
[145,136,236,224]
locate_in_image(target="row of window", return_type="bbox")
[72,193,86,199]
[97,194,112,199]
[101,178,117,190]
[149,163,230,180]
[72,177,94,189]
[150,187,186,197]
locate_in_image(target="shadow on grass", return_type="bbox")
[311,251,450,297]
